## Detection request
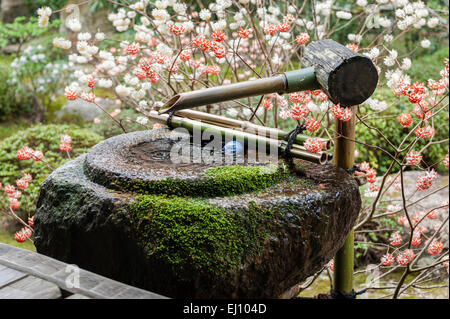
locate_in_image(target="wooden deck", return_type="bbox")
[0,243,168,299]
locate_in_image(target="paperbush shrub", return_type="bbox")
[0,124,103,218]
[0,65,33,121]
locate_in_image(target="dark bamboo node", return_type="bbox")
[158,39,378,114]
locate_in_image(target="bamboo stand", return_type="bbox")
[332,106,356,296]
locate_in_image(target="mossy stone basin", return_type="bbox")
[34,129,361,298]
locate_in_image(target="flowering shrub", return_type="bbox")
[0,124,103,220]
[9,0,447,298]
[8,44,76,113]
[0,65,34,121]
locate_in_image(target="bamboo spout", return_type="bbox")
[159,68,318,114]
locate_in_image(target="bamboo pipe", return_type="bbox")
[159,67,318,114]
[147,111,328,164]
[171,109,332,150]
[332,105,357,295]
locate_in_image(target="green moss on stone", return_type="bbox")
[119,163,289,197]
[130,194,276,280]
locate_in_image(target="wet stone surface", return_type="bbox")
[35,129,362,298]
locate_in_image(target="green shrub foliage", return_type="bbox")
[0,124,103,217]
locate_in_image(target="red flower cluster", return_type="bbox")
[168,23,185,35]
[289,91,311,104]
[331,104,353,121]
[86,77,96,88]
[369,183,379,192]
[290,103,309,120]
[426,208,439,219]
[134,67,147,80]
[238,27,253,39]
[355,162,370,176]
[304,138,324,153]
[397,82,427,103]
[277,22,290,32]
[413,101,431,119]
[411,234,422,246]
[200,65,221,75]
[126,42,140,55]
[263,24,278,35]
[443,153,449,168]
[397,215,407,226]
[14,227,32,243]
[390,233,402,246]
[262,98,273,110]
[17,147,43,161]
[345,43,359,52]
[405,151,422,166]
[381,253,394,266]
[398,113,413,128]
[179,50,191,62]
[16,146,34,160]
[156,54,168,64]
[60,134,72,153]
[396,250,413,266]
[415,125,434,139]
[428,241,443,255]
[211,30,225,42]
[138,57,153,72]
[16,178,28,190]
[64,88,77,100]
[28,216,35,227]
[14,231,27,243]
[192,37,212,52]
[416,170,437,191]
[81,92,96,102]
[214,45,227,59]
[328,259,334,271]
[361,164,377,183]
[192,36,227,60]
[305,117,320,132]
[4,184,16,194]
[296,33,310,45]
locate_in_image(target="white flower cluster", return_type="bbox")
[53,37,72,50]
[37,7,52,28]
[383,49,398,67]
[364,47,380,60]
[364,98,388,112]
[385,69,411,89]
[9,42,76,96]
[109,8,132,32]
[229,8,250,30]
[420,39,431,48]
[348,34,362,44]
[394,1,431,31]
[336,11,352,20]
[66,18,82,32]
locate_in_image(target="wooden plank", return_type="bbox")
[0,243,168,299]
[0,276,61,299]
[0,265,27,289]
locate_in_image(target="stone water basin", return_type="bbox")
[34,129,361,298]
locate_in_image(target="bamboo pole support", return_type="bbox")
[332,106,357,296]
